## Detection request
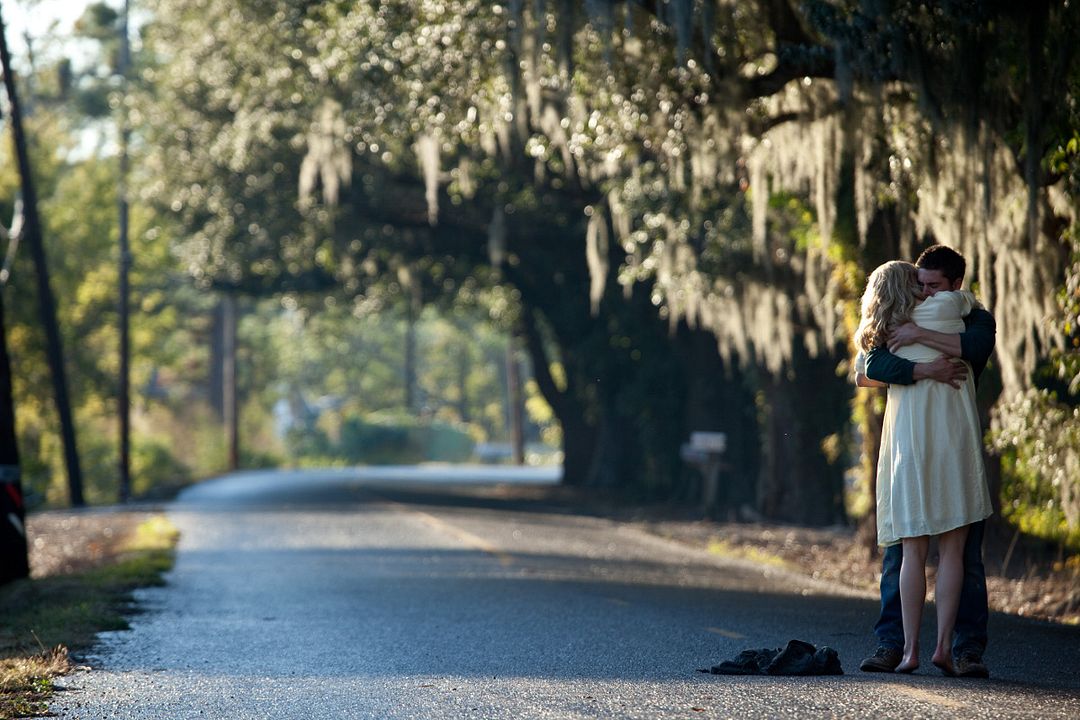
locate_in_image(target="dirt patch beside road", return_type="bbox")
[462,481,1080,626]
[637,516,1080,625]
[26,508,164,579]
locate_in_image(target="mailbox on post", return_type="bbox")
[680,431,728,514]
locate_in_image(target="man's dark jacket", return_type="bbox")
[865,307,996,386]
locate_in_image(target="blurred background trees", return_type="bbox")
[1,0,1078,548]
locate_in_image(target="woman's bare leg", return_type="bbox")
[897,536,929,672]
[931,525,970,674]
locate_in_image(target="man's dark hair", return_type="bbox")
[915,244,966,283]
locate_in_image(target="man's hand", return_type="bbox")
[888,322,923,353]
[913,356,967,388]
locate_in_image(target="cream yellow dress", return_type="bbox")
[874,290,993,546]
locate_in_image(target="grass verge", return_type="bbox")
[0,515,179,719]
[706,537,792,569]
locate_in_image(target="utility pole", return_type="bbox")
[506,339,525,465]
[222,293,239,470]
[400,266,421,414]
[117,0,132,502]
[404,299,416,412]
[0,5,84,506]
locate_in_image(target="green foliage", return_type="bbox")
[126,0,871,510]
[990,228,1080,548]
[8,0,1075,528]
[290,413,473,466]
[982,394,1080,548]
[524,376,562,450]
[74,3,121,43]
[1054,228,1080,393]
[0,86,234,503]
[131,436,191,497]
[259,295,545,439]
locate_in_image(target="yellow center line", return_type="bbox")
[706,627,746,639]
[387,502,516,567]
[888,685,968,710]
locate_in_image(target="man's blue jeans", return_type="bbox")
[873,520,988,656]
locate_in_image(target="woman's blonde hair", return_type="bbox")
[854,261,922,352]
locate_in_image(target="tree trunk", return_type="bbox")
[975,356,1005,517]
[676,325,761,514]
[857,388,885,553]
[575,283,689,498]
[403,280,422,414]
[558,412,596,487]
[510,216,690,498]
[517,304,596,485]
[209,301,225,419]
[0,290,28,585]
[116,0,132,503]
[456,341,471,424]
[0,9,83,506]
[759,344,850,526]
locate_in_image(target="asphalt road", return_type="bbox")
[52,467,1080,719]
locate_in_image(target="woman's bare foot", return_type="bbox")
[931,651,956,676]
[895,656,919,673]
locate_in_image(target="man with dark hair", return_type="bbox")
[855,244,997,678]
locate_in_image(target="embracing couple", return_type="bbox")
[853,244,995,678]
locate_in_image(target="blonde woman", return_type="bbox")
[854,261,993,674]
